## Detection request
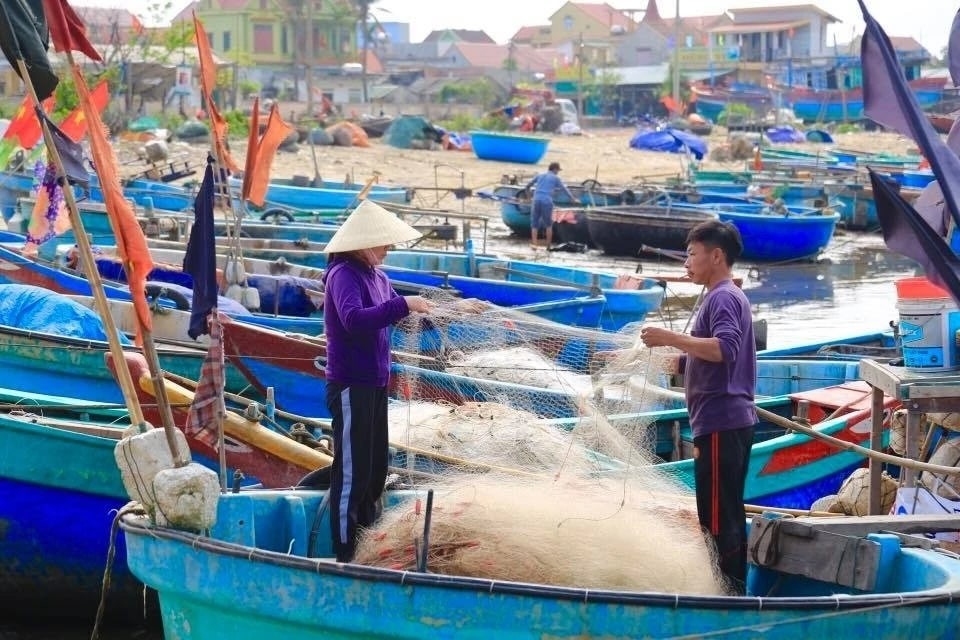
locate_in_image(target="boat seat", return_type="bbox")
[213,494,258,547]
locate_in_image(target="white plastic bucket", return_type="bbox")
[897,297,960,371]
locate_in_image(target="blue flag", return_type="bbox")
[949,9,960,87]
[871,170,960,306]
[859,0,960,232]
[183,158,217,339]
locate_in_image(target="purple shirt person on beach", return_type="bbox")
[640,219,757,594]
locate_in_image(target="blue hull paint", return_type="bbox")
[471,131,549,164]
[716,210,839,261]
[228,177,410,210]
[122,486,960,639]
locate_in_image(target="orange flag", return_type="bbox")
[247,103,294,207]
[241,96,260,202]
[193,12,239,173]
[69,63,154,342]
[3,95,55,149]
[59,79,109,142]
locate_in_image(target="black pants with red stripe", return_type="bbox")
[693,426,755,590]
[326,383,389,563]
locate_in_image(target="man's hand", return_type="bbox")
[640,325,680,349]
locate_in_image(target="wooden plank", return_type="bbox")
[749,517,879,590]
[783,514,960,537]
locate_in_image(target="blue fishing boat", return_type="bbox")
[379,249,664,331]
[120,487,960,639]
[228,176,412,210]
[0,243,325,335]
[787,77,945,123]
[470,130,550,164]
[481,182,628,237]
[715,205,840,262]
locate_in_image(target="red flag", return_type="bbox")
[58,79,108,142]
[241,96,260,201]
[69,62,154,342]
[185,312,225,448]
[193,12,239,172]
[247,103,294,207]
[42,0,103,62]
[3,95,54,149]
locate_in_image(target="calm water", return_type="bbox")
[0,226,918,639]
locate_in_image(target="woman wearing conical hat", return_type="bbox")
[322,200,433,563]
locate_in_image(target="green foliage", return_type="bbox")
[51,69,118,121]
[437,113,478,132]
[437,80,497,108]
[834,123,861,134]
[477,114,509,131]
[223,109,250,137]
[239,79,262,99]
[716,103,754,125]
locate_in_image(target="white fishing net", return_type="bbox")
[355,289,730,595]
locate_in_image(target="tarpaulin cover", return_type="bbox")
[247,273,323,317]
[628,128,707,160]
[765,126,806,143]
[145,280,251,316]
[0,283,131,343]
[383,115,445,149]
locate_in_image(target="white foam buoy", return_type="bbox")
[225,283,244,303]
[114,427,190,514]
[153,463,220,530]
[241,285,261,310]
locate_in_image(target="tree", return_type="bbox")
[352,0,380,103]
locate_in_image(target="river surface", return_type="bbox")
[0,225,919,639]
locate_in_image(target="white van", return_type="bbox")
[554,98,580,127]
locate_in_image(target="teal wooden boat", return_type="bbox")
[120,489,960,639]
[228,176,412,209]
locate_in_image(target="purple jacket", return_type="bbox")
[323,256,410,386]
[684,279,757,437]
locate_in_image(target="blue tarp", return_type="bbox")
[765,126,806,143]
[0,284,131,343]
[805,129,834,143]
[145,281,251,316]
[247,273,323,317]
[629,128,707,160]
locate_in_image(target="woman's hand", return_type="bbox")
[404,295,434,314]
[454,298,490,314]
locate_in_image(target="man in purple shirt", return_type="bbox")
[322,200,433,562]
[525,161,575,248]
[640,220,756,593]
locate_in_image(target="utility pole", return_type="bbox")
[577,33,584,122]
[306,0,314,117]
[672,0,680,117]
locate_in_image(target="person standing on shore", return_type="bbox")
[322,200,433,563]
[638,220,757,593]
[525,161,575,248]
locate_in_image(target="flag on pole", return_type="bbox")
[0,0,58,100]
[240,96,260,202]
[37,109,86,185]
[185,312,225,449]
[949,9,960,87]
[246,103,294,207]
[42,0,102,61]
[859,0,960,231]
[69,62,154,342]
[58,79,109,142]
[871,170,960,305]
[184,158,218,339]
[23,161,70,254]
[193,12,239,173]
[2,94,54,150]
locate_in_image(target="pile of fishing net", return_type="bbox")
[365,297,731,594]
[354,475,730,596]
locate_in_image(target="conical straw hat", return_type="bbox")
[323,200,422,253]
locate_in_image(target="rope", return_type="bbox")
[90,501,145,640]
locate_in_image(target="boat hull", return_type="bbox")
[122,487,960,640]
[716,210,839,261]
[585,206,719,255]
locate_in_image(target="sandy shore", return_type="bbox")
[146,127,922,221]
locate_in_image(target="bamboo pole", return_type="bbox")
[16,59,146,429]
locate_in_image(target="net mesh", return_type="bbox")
[352,290,730,595]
